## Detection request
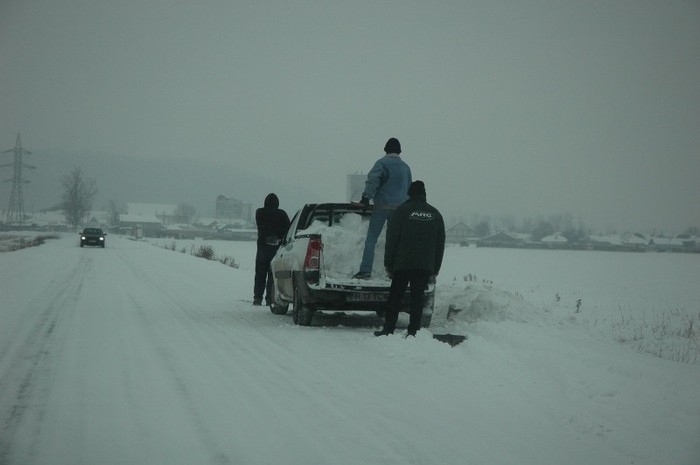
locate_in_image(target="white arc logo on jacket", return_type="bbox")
[410,211,435,221]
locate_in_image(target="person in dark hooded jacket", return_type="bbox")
[374,180,445,337]
[254,193,290,306]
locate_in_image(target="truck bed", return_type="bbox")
[270,203,435,326]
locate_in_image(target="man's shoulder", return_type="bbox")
[425,202,442,214]
[258,207,285,218]
[426,203,444,221]
[391,201,413,216]
[401,201,442,219]
[381,154,408,164]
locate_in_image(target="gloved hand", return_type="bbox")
[359,196,370,209]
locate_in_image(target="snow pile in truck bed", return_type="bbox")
[304,212,390,283]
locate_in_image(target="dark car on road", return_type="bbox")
[79,228,106,248]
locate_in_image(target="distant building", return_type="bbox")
[676,235,700,252]
[585,234,622,250]
[215,195,252,223]
[648,236,685,253]
[541,233,568,248]
[621,233,648,252]
[126,203,185,226]
[346,173,365,202]
[584,233,648,252]
[477,231,525,248]
[119,213,163,237]
[446,222,476,245]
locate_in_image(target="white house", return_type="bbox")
[541,233,568,244]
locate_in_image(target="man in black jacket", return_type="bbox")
[374,181,445,337]
[254,193,290,306]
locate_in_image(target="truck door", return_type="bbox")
[271,210,301,300]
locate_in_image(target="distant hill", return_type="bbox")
[0,149,320,218]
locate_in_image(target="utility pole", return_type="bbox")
[2,133,35,225]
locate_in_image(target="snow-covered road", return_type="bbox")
[1,234,699,465]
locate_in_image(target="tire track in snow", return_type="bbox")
[115,247,421,464]
[113,250,238,465]
[0,252,89,465]
[131,303,236,465]
[163,302,433,464]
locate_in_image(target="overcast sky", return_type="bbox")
[1,0,699,232]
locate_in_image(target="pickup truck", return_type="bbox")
[269,203,435,327]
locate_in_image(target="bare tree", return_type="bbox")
[474,220,491,238]
[62,166,97,230]
[174,203,196,224]
[106,199,126,226]
[531,220,555,242]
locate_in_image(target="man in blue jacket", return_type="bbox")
[353,138,412,279]
[374,180,445,337]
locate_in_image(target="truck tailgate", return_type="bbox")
[323,277,435,295]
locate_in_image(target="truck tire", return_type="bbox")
[269,279,289,315]
[292,283,314,326]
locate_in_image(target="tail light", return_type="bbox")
[304,238,322,270]
[303,238,322,284]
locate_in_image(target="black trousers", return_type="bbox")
[254,244,279,301]
[383,269,432,333]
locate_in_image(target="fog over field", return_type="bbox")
[2,0,699,233]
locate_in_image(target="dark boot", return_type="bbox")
[373,328,394,337]
[353,271,371,280]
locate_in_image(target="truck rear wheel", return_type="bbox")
[292,283,314,326]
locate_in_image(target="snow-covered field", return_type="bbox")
[1,233,699,465]
[154,235,700,365]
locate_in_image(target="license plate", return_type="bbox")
[347,292,388,302]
